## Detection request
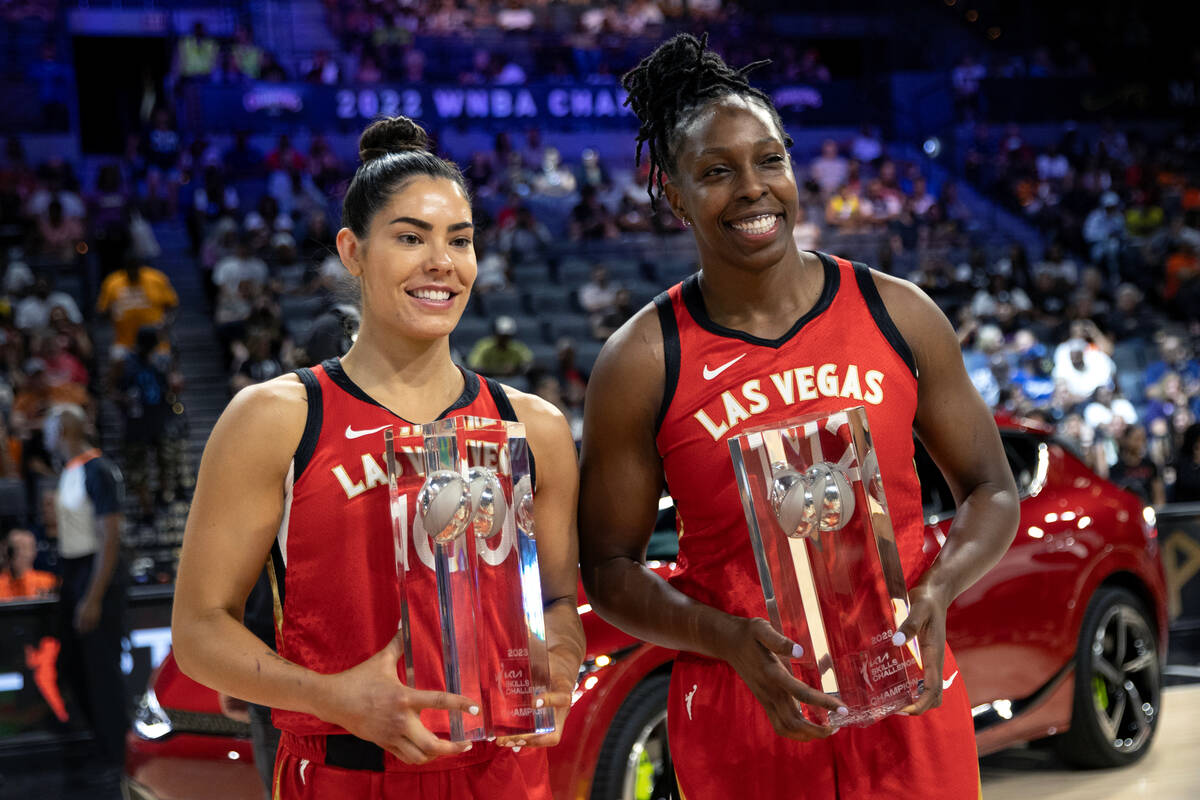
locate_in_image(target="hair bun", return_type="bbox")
[358,116,430,163]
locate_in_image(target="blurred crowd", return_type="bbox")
[155,3,841,92]
[1,131,191,597]
[175,121,662,442]
[946,248,1198,505]
[963,121,1200,319]
[803,132,973,259]
[115,99,1200,505]
[939,121,1200,505]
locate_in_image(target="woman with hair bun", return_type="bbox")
[579,34,1018,798]
[172,116,584,798]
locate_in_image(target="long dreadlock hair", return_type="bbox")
[621,33,793,209]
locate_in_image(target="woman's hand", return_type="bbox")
[896,581,951,716]
[495,649,577,751]
[720,617,842,741]
[74,594,102,634]
[316,629,479,765]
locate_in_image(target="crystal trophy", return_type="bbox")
[385,424,487,742]
[422,417,554,739]
[728,406,923,727]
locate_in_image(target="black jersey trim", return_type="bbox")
[484,376,519,422]
[293,367,323,481]
[679,251,839,349]
[320,358,482,422]
[653,289,681,435]
[483,376,538,492]
[851,262,918,379]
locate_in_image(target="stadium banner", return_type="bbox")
[182,79,887,134]
[976,77,1200,121]
[1161,503,1200,635]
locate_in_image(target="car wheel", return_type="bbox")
[1055,586,1161,768]
[589,673,675,800]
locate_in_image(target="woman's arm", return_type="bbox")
[876,272,1021,714]
[172,376,328,712]
[578,310,838,740]
[172,375,473,764]
[505,390,587,747]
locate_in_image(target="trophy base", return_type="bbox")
[825,677,924,729]
[827,695,911,729]
[489,706,556,738]
[490,722,556,738]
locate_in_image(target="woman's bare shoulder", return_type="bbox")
[207,373,310,467]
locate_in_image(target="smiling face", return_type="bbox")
[337,176,476,342]
[664,95,799,273]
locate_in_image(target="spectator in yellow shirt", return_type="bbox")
[825,182,863,229]
[467,315,534,377]
[175,21,218,80]
[95,258,179,357]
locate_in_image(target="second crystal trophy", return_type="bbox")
[420,417,555,739]
[728,406,923,727]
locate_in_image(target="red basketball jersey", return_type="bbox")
[654,254,929,621]
[267,360,521,754]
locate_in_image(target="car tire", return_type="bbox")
[1054,586,1161,768]
[589,673,675,800]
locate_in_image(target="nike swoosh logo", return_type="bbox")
[942,670,959,691]
[702,353,747,380]
[344,424,390,440]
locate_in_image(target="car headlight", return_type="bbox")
[133,688,173,740]
[572,647,639,705]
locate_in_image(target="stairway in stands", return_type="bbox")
[148,221,228,474]
[250,0,339,71]
[98,220,229,585]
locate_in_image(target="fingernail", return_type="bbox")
[837,706,849,715]
[892,632,907,646]
[535,698,545,708]
[512,746,522,753]
[791,643,804,658]
[468,705,480,715]
[517,739,527,746]
[463,743,472,751]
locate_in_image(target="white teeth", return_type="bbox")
[412,289,451,301]
[730,214,778,234]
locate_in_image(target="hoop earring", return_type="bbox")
[681,217,692,227]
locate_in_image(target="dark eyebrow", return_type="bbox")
[389,216,432,230]
[388,217,474,233]
[697,137,782,157]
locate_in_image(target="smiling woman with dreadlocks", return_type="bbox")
[578,34,1018,798]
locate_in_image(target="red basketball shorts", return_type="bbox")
[668,646,980,799]
[271,733,552,799]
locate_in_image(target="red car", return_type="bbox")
[124,419,1167,800]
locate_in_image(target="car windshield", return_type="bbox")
[917,430,1045,519]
